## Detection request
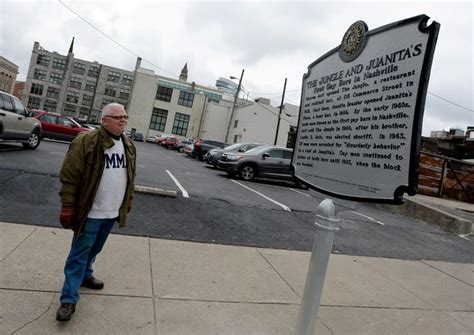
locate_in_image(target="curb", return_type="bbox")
[134,185,177,198]
[373,197,472,235]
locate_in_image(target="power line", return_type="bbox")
[58,0,177,78]
[428,92,473,112]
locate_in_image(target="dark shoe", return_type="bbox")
[81,276,104,290]
[56,303,75,321]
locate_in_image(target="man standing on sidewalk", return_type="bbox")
[56,103,136,321]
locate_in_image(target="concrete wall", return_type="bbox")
[230,101,299,146]
[199,101,232,142]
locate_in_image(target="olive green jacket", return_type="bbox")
[59,126,136,234]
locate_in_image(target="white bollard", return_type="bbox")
[295,198,340,335]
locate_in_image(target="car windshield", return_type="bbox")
[244,146,271,155]
[223,143,243,151]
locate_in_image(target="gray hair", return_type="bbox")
[101,103,126,118]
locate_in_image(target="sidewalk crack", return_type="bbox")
[10,293,55,334]
[256,248,301,299]
[420,260,473,287]
[148,237,158,335]
[0,226,37,264]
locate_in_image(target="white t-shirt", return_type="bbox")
[88,138,128,219]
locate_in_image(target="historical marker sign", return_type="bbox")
[293,15,440,203]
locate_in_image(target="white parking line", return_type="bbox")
[166,170,189,198]
[350,210,385,225]
[289,188,312,197]
[231,180,291,211]
[458,233,473,241]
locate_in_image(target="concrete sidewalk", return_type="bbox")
[1,222,472,334]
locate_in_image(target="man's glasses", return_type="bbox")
[104,115,129,120]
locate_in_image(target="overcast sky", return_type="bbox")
[1,0,472,136]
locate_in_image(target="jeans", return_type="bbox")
[60,217,116,304]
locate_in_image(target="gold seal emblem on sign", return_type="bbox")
[339,21,368,62]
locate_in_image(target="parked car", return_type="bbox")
[126,130,144,142]
[0,92,42,149]
[175,139,194,153]
[155,133,170,145]
[204,142,265,168]
[34,111,90,141]
[184,143,194,157]
[147,135,157,143]
[217,145,299,184]
[83,123,100,130]
[163,136,178,149]
[193,139,227,161]
[133,132,144,142]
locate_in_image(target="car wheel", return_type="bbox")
[239,164,257,181]
[22,130,41,149]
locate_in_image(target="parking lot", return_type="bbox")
[1,139,472,262]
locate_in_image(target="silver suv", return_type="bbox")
[217,145,294,181]
[0,92,42,149]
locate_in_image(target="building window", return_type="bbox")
[234,120,238,128]
[69,77,82,89]
[150,108,168,131]
[52,58,67,70]
[178,91,194,108]
[43,99,57,112]
[49,72,63,84]
[85,81,96,92]
[30,83,44,95]
[156,85,173,102]
[79,107,90,119]
[172,112,190,136]
[107,71,120,83]
[104,85,116,97]
[88,66,99,78]
[72,63,86,75]
[63,104,76,116]
[122,74,133,86]
[119,87,130,100]
[66,91,80,104]
[46,87,60,99]
[27,96,41,109]
[82,94,93,107]
[101,98,114,108]
[36,54,50,66]
[33,68,47,80]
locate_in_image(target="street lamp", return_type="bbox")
[225,69,244,144]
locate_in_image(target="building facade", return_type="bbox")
[0,56,19,94]
[128,66,299,146]
[127,66,230,140]
[229,98,299,147]
[22,40,137,122]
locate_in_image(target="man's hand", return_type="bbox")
[60,205,75,229]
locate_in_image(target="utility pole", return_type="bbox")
[274,77,287,145]
[225,69,244,144]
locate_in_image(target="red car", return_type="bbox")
[163,136,178,149]
[32,110,90,141]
